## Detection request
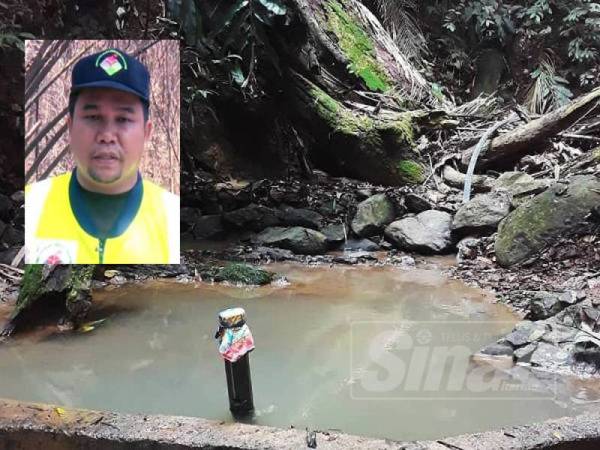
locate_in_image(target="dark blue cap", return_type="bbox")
[71,48,150,105]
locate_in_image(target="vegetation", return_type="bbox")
[325,0,391,91]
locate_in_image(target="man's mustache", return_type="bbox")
[91,149,122,160]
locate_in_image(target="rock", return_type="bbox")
[12,207,24,226]
[404,193,433,213]
[0,194,12,221]
[527,292,567,320]
[530,342,570,367]
[456,236,480,263]
[333,251,377,264]
[0,220,6,240]
[240,246,296,262]
[384,210,453,254]
[542,324,578,344]
[223,204,283,232]
[573,331,600,367]
[269,185,305,205]
[0,225,23,246]
[514,343,537,363]
[0,247,19,265]
[495,175,600,267]
[180,207,201,232]
[10,191,24,205]
[321,223,347,244]
[351,194,395,237]
[253,226,328,255]
[193,215,224,240]
[342,238,379,252]
[392,255,416,267]
[480,341,514,357]
[504,321,548,347]
[356,188,373,200]
[279,206,324,230]
[493,172,550,197]
[451,191,511,236]
[214,263,273,285]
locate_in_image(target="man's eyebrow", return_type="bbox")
[116,105,135,114]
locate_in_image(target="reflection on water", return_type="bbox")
[0,264,597,441]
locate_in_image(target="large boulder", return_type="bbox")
[279,206,324,230]
[451,191,511,236]
[492,172,550,197]
[193,215,224,240]
[252,226,328,255]
[351,194,395,237]
[495,175,600,267]
[384,210,453,254]
[223,204,283,231]
[321,223,347,244]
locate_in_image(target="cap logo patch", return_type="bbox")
[95,50,128,76]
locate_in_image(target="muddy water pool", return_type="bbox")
[0,263,597,441]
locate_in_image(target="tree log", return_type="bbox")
[461,87,600,170]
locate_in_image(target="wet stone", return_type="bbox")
[321,223,347,244]
[514,343,537,363]
[530,342,570,367]
[541,324,578,344]
[527,291,569,320]
[279,206,324,230]
[351,194,395,237]
[505,321,548,347]
[480,341,514,357]
[342,238,379,252]
[404,193,433,213]
[385,210,453,254]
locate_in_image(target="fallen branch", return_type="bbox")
[461,87,600,169]
[442,165,494,192]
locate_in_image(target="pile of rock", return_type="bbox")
[0,190,24,266]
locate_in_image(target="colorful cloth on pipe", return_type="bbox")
[216,324,255,363]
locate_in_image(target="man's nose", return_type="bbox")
[96,121,118,144]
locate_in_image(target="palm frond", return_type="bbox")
[525,52,573,114]
[371,0,427,66]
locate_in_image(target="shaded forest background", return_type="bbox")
[24,39,180,195]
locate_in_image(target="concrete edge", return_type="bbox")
[1,398,600,449]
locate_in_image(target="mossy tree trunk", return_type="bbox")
[180,0,440,185]
[1,264,94,338]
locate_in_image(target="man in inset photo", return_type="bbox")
[25,45,180,264]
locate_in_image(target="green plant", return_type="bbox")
[0,25,35,52]
[525,53,573,113]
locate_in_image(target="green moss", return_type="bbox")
[312,85,341,125]
[593,147,600,161]
[311,84,381,144]
[17,265,44,304]
[217,263,274,286]
[66,266,94,304]
[378,115,415,147]
[397,160,424,184]
[11,264,44,319]
[324,0,390,92]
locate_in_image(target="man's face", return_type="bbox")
[68,88,152,193]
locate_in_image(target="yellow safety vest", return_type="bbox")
[25,172,179,264]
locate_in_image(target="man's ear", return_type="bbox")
[144,120,152,141]
[67,115,72,132]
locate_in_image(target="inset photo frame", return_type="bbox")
[24,40,180,264]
